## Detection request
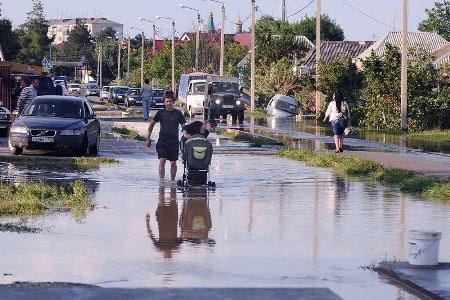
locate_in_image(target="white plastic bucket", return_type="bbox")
[408,230,442,266]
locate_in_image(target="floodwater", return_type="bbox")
[1,135,449,300]
[250,115,450,154]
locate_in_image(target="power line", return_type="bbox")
[339,0,399,31]
[287,0,315,18]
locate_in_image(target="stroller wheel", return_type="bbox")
[177,179,183,187]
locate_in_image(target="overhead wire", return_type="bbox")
[338,0,399,31]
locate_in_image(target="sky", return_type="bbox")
[1,0,438,41]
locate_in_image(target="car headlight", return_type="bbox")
[10,126,28,134]
[60,129,82,136]
[215,99,221,105]
[236,100,241,105]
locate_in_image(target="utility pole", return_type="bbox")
[315,0,321,118]
[117,39,121,83]
[250,0,256,112]
[401,0,408,130]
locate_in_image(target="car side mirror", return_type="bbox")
[86,113,97,119]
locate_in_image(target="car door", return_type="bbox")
[82,100,99,145]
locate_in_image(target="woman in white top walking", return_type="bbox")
[323,91,350,153]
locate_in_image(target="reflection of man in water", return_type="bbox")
[146,186,182,258]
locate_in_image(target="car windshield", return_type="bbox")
[153,90,164,97]
[87,85,98,89]
[69,84,80,88]
[212,82,239,93]
[129,89,140,95]
[192,83,205,95]
[114,87,129,93]
[22,101,83,119]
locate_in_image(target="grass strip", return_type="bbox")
[278,148,450,204]
[112,126,146,141]
[0,180,95,219]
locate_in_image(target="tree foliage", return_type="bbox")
[360,44,444,131]
[316,54,364,121]
[418,1,450,41]
[289,14,345,43]
[256,57,301,97]
[15,0,52,66]
[0,19,20,61]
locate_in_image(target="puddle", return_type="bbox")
[1,151,448,300]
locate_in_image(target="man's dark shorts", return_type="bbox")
[156,141,179,161]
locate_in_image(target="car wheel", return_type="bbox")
[8,138,23,155]
[0,128,7,137]
[237,110,244,123]
[74,135,88,157]
[231,111,238,123]
[89,133,100,155]
[189,106,195,118]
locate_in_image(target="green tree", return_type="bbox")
[418,1,450,41]
[62,19,94,62]
[224,42,248,77]
[255,57,301,99]
[0,19,20,61]
[15,0,52,66]
[316,54,363,116]
[289,14,345,43]
[360,44,441,131]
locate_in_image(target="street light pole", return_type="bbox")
[130,26,145,86]
[180,5,200,72]
[99,42,103,88]
[210,0,225,75]
[156,16,176,92]
[139,17,157,55]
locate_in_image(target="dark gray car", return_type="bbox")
[8,95,100,156]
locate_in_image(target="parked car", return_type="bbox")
[0,101,12,137]
[109,86,130,104]
[67,83,81,95]
[100,86,111,101]
[8,95,100,157]
[150,88,165,109]
[124,88,142,107]
[85,84,100,97]
[55,82,69,96]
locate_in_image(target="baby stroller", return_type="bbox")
[178,134,215,189]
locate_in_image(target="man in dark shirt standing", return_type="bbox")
[146,93,186,184]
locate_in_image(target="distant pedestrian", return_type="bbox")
[140,78,153,121]
[323,91,350,153]
[146,92,186,184]
[17,77,39,113]
[164,84,174,97]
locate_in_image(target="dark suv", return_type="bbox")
[11,74,56,111]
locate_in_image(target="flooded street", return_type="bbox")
[1,133,449,299]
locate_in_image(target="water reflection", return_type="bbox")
[146,186,182,259]
[146,186,214,259]
[250,116,450,154]
[327,176,350,217]
[180,188,214,245]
